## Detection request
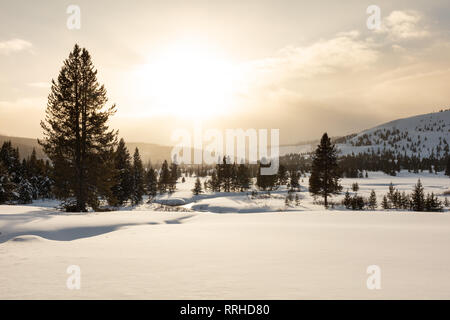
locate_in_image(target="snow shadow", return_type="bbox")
[0,212,195,243]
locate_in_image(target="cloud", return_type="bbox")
[231,7,450,143]
[252,9,434,86]
[0,39,32,55]
[245,30,379,88]
[281,31,378,75]
[378,10,429,40]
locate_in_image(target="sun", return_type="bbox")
[131,43,240,118]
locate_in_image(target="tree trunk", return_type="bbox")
[74,78,84,212]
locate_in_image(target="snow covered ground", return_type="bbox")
[158,171,450,213]
[1,172,450,299]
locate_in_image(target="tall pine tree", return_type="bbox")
[39,44,118,211]
[168,161,178,193]
[309,133,342,208]
[158,160,171,194]
[145,166,158,199]
[131,148,145,205]
[111,138,133,206]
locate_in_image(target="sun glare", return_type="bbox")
[131,43,240,118]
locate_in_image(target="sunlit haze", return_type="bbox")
[127,41,241,118]
[2,0,450,145]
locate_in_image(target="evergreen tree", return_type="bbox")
[158,160,171,194]
[208,170,221,192]
[25,148,48,200]
[343,190,352,209]
[411,179,425,211]
[230,162,240,192]
[237,163,251,191]
[0,162,15,204]
[277,164,288,186]
[219,156,233,192]
[145,166,158,199]
[168,161,178,193]
[425,192,443,212]
[0,141,21,183]
[256,160,277,192]
[131,148,145,205]
[110,138,133,206]
[382,195,390,210]
[289,170,300,191]
[445,157,450,177]
[38,173,53,199]
[192,177,203,195]
[351,195,365,210]
[400,191,410,210]
[39,44,118,211]
[309,133,342,208]
[18,178,33,204]
[387,182,396,207]
[368,189,377,210]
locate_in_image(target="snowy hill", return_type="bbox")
[281,110,450,158]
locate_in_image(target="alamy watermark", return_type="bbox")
[366,5,381,30]
[366,265,381,290]
[67,5,81,30]
[66,265,81,290]
[171,124,279,175]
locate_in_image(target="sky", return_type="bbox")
[1,0,450,145]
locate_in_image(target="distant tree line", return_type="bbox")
[0,142,52,204]
[0,137,180,209]
[193,156,301,195]
[339,150,450,178]
[342,180,444,212]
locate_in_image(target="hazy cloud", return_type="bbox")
[249,30,379,84]
[0,39,32,55]
[378,10,429,40]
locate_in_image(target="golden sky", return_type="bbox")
[1,0,450,145]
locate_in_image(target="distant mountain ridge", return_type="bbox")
[280,110,450,159]
[4,110,450,162]
[0,135,173,164]
[0,135,45,159]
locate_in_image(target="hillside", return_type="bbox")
[0,135,172,164]
[0,135,45,159]
[281,110,450,159]
[338,110,450,158]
